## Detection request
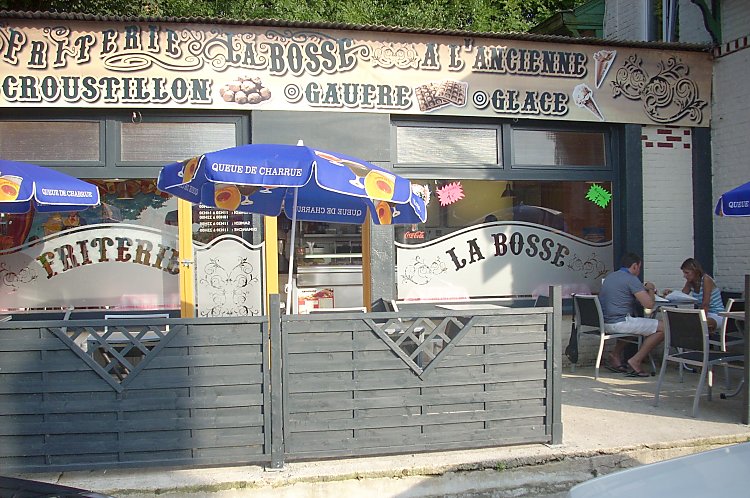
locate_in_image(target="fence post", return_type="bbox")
[269,293,284,468]
[549,285,563,444]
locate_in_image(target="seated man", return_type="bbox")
[599,252,664,377]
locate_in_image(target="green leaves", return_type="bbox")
[2,0,588,33]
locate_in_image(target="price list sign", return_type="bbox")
[195,206,256,241]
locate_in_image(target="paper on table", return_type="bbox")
[665,290,697,302]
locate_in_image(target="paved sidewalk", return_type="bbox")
[12,365,750,497]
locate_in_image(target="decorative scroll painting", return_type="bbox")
[396,222,612,300]
[194,234,264,317]
[0,19,712,126]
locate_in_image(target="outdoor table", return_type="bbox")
[719,311,746,321]
[435,303,508,310]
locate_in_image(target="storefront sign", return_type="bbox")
[396,222,612,300]
[0,19,712,126]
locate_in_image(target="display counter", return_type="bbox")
[283,266,363,313]
[279,221,364,313]
[297,233,362,266]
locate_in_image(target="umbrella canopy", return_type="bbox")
[157,142,428,313]
[0,159,100,213]
[715,181,750,217]
[157,143,427,225]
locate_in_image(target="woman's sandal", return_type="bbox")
[604,362,629,373]
[626,369,650,378]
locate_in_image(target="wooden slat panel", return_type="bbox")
[287,361,545,393]
[0,318,271,471]
[286,422,547,454]
[0,430,267,457]
[286,402,545,432]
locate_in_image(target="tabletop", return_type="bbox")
[435,303,507,310]
[719,311,746,320]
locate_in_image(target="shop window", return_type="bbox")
[395,179,613,300]
[2,179,177,246]
[0,179,180,311]
[398,179,611,243]
[0,121,101,162]
[511,129,606,168]
[120,121,237,163]
[396,125,499,165]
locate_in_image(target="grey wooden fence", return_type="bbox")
[280,288,562,460]
[0,287,562,472]
[0,315,271,472]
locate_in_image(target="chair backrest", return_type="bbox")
[662,307,708,352]
[370,298,389,313]
[724,298,745,334]
[726,298,745,313]
[573,295,603,330]
[533,295,550,307]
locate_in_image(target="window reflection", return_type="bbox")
[0,179,176,250]
[395,180,612,243]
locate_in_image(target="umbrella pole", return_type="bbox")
[285,189,299,315]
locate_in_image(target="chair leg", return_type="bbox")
[595,335,606,380]
[707,368,713,401]
[654,358,669,407]
[693,365,708,418]
[724,364,731,390]
[647,352,657,374]
[678,348,685,382]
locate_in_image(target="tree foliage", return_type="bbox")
[0,0,587,33]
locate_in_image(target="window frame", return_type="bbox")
[391,118,503,179]
[508,122,611,171]
[0,110,248,179]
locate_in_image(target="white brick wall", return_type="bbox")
[712,45,750,293]
[721,0,750,42]
[641,126,695,290]
[604,0,649,41]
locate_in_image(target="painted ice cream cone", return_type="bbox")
[593,50,616,88]
[572,84,604,121]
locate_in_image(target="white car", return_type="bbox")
[567,442,750,497]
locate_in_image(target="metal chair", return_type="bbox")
[654,307,743,417]
[572,294,651,379]
[708,298,745,388]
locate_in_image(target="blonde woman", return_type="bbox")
[666,258,724,331]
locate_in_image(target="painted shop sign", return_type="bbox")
[395,222,612,300]
[0,222,265,314]
[0,19,712,126]
[0,224,180,310]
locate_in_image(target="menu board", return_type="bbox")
[195,206,256,241]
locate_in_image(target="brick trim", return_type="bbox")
[640,126,692,149]
[713,35,750,58]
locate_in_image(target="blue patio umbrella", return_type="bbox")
[157,142,428,313]
[0,159,100,213]
[715,181,750,217]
